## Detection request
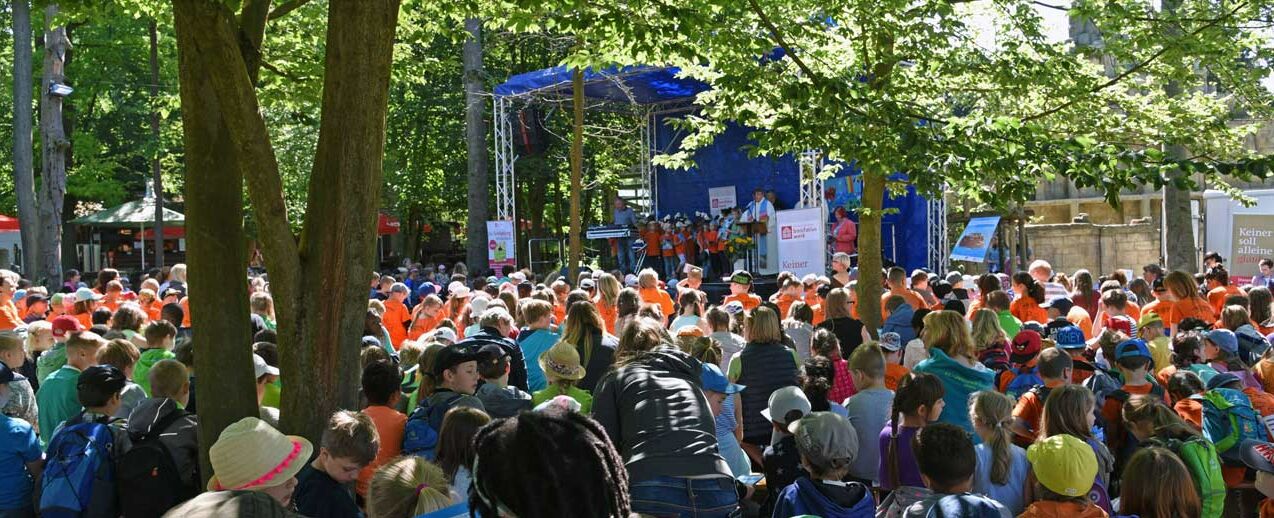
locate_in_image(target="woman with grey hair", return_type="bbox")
[830,253,853,288]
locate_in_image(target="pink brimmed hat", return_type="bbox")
[207,417,313,492]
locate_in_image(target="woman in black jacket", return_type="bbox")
[593,317,737,518]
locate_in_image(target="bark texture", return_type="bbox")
[856,172,885,337]
[463,17,490,273]
[38,6,69,285]
[11,0,38,276]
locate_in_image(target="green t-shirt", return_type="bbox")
[36,365,82,449]
[261,378,282,409]
[134,348,177,397]
[532,385,593,414]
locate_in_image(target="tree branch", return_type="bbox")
[260,60,304,81]
[268,0,311,21]
[1023,0,1249,123]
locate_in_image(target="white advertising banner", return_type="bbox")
[708,186,737,216]
[776,207,826,278]
[486,220,516,271]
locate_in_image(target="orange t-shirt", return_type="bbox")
[406,310,444,342]
[75,312,93,329]
[880,289,926,321]
[723,293,761,313]
[776,293,800,321]
[1010,295,1049,325]
[1125,300,1142,321]
[1012,380,1066,447]
[381,299,411,349]
[1208,285,1243,316]
[1167,297,1216,328]
[596,298,618,334]
[1067,306,1094,340]
[672,233,686,256]
[146,301,163,322]
[1244,387,1274,418]
[0,300,22,331]
[103,298,121,314]
[1262,498,1274,518]
[883,363,909,392]
[661,235,675,257]
[639,287,675,318]
[180,298,192,328]
[1174,397,1203,430]
[357,405,406,496]
[553,302,567,326]
[965,299,986,320]
[1101,383,1167,450]
[1141,298,1164,318]
[641,229,662,254]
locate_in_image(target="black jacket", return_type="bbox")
[459,327,528,392]
[593,346,731,483]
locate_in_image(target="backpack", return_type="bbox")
[402,392,463,459]
[1194,388,1266,464]
[40,418,118,518]
[1152,436,1226,518]
[1187,364,1222,384]
[1003,365,1044,400]
[1082,437,1113,514]
[117,409,197,517]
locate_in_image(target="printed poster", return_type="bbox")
[950,216,1001,263]
[486,220,516,271]
[1231,213,1274,283]
[776,208,826,278]
[708,186,737,216]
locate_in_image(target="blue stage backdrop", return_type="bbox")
[653,116,934,273]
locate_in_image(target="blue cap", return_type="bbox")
[1114,338,1151,360]
[1054,325,1086,349]
[701,363,745,394]
[1206,329,1238,354]
[416,282,437,297]
[1206,372,1242,391]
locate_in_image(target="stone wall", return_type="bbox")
[1025,222,1161,275]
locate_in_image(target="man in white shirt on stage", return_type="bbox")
[744,188,774,268]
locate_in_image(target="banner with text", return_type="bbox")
[487,220,516,271]
[950,216,1001,263]
[776,208,826,278]
[709,186,737,217]
[1231,213,1274,283]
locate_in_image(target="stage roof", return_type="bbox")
[494,65,709,105]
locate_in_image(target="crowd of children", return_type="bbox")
[1,252,1274,518]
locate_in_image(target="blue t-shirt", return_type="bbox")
[0,415,41,510]
[517,328,560,392]
[972,442,1029,516]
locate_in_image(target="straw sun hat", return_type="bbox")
[207,417,313,492]
[540,341,586,381]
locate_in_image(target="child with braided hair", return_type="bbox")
[469,410,634,518]
[969,391,1029,515]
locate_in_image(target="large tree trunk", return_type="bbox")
[463,18,489,273]
[856,171,885,337]
[11,0,39,277]
[38,6,68,285]
[280,0,401,443]
[149,19,165,270]
[1160,0,1196,274]
[171,0,261,482]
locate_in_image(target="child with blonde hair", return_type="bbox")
[368,456,462,518]
[969,391,1029,515]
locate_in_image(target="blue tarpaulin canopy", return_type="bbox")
[494,65,708,105]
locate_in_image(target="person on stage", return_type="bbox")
[612,197,638,274]
[744,188,775,268]
[831,207,858,258]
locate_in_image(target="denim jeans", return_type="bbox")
[629,476,740,518]
[617,237,636,273]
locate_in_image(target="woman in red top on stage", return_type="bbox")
[831,207,857,255]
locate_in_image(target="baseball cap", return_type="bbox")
[77,364,128,403]
[433,343,479,376]
[1010,330,1042,361]
[730,270,753,285]
[624,274,639,287]
[1114,339,1152,360]
[51,315,84,339]
[1240,440,1274,473]
[431,327,458,345]
[1054,325,1086,349]
[474,343,507,362]
[1027,434,1098,497]
[1137,312,1163,329]
[0,362,13,385]
[880,332,902,352]
[447,281,471,299]
[360,336,382,349]
[700,363,746,394]
[1021,321,1045,335]
[1205,329,1239,354]
[1206,372,1242,391]
[722,301,745,315]
[761,386,812,425]
[789,412,858,469]
[945,272,963,285]
[1106,315,1135,337]
[253,354,280,378]
[510,271,528,283]
[416,282,437,297]
[580,278,596,290]
[1043,296,1072,313]
[74,287,104,302]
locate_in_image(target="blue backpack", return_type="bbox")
[40,419,118,518]
[1003,365,1044,400]
[402,392,464,460]
[1194,388,1266,465]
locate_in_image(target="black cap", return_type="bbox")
[434,343,480,376]
[1044,297,1073,314]
[77,364,127,404]
[24,293,48,305]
